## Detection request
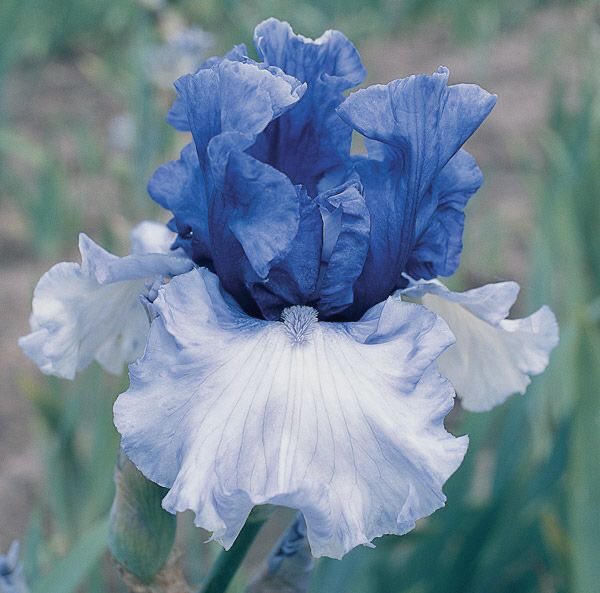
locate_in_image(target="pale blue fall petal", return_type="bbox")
[19,227,193,379]
[336,68,496,316]
[406,149,483,280]
[402,279,559,411]
[114,267,467,559]
[19,246,147,379]
[84,228,193,284]
[251,18,366,195]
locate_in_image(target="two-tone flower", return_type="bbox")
[20,18,558,559]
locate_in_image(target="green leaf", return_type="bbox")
[30,516,109,593]
[568,322,600,593]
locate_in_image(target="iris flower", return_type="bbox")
[20,19,558,559]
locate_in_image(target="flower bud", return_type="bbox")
[108,450,176,583]
[246,514,313,593]
[0,541,29,593]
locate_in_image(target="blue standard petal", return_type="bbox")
[150,58,311,315]
[166,44,249,131]
[407,149,484,280]
[251,19,366,194]
[316,175,370,318]
[175,59,304,176]
[148,143,211,264]
[248,185,323,319]
[210,150,322,319]
[337,67,496,317]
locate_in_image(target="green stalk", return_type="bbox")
[198,517,267,593]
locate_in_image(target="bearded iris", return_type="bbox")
[21,18,558,559]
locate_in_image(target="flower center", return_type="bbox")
[281,306,319,344]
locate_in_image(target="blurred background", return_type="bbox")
[1,0,599,592]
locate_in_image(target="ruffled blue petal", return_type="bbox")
[177,59,304,167]
[340,157,409,316]
[211,151,322,319]
[214,150,300,280]
[166,44,248,131]
[316,175,370,317]
[163,65,304,275]
[338,67,495,173]
[251,19,366,194]
[147,143,211,264]
[406,149,483,279]
[248,186,323,319]
[337,67,496,316]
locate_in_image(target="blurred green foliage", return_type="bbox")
[175,0,583,49]
[21,368,121,591]
[2,0,598,592]
[531,56,600,593]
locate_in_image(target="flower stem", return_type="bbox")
[198,517,267,593]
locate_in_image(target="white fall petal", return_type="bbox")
[402,279,559,412]
[114,267,468,559]
[19,222,193,379]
